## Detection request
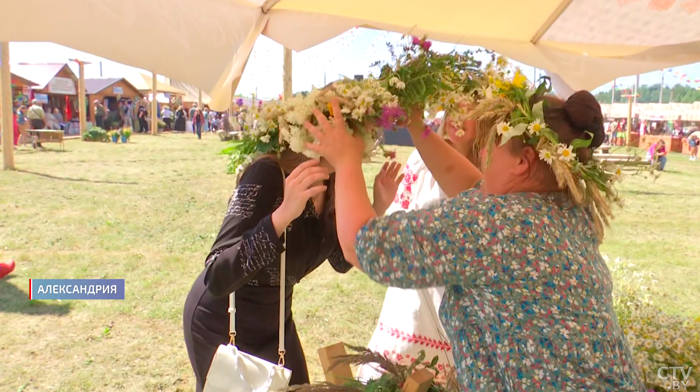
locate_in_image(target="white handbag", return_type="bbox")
[204,168,293,392]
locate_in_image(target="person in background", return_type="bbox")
[123,99,134,129]
[202,107,210,133]
[608,119,618,145]
[27,99,46,148]
[11,110,20,148]
[188,103,197,134]
[647,139,668,171]
[162,105,173,132]
[357,115,481,386]
[53,108,64,129]
[106,102,123,130]
[189,103,197,123]
[193,108,204,140]
[94,100,106,128]
[210,112,220,132]
[174,106,187,132]
[137,105,149,133]
[45,107,58,130]
[688,133,699,161]
[674,115,683,134]
[16,105,33,148]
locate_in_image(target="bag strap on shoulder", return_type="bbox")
[228,162,288,367]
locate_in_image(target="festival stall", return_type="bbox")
[10,72,37,108]
[11,63,79,127]
[85,78,143,124]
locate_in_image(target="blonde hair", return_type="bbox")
[469,92,613,240]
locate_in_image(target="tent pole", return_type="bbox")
[198,89,202,109]
[70,59,89,135]
[151,72,158,135]
[530,0,574,44]
[1,41,15,170]
[283,47,292,99]
[626,94,633,146]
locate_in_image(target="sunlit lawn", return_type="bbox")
[0,134,698,391]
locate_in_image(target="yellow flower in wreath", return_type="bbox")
[512,70,528,89]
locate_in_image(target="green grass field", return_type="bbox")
[0,134,698,392]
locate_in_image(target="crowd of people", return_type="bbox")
[156,102,224,139]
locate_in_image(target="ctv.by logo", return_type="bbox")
[657,366,693,390]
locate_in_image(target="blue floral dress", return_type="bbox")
[356,185,645,392]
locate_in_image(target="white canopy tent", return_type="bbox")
[1,0,699,168]
[1,0,699,110]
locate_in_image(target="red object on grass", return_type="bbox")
[0,260,15,279]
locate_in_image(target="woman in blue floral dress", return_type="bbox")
[302,83,645,391]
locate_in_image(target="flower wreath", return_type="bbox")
[224,77,399,175]
[470,75,623,239]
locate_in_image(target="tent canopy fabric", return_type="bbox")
[125,73,187,95]
[168,79,212,104]
[0,0,698,111]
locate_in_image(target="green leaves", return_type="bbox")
[570,132,594,149]
[532,101,545,122]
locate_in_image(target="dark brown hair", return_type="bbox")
[243,150,336,219]
[533,91,605,163]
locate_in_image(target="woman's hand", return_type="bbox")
[373,161,405,216]
[271,159,329,236]
[304,98,365,170]
[404,105,426,137]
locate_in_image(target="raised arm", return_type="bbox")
[405,109,482,197]
[203,158,329,297]
[203,159,286,297]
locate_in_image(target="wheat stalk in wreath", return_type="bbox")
[286,345,458,392]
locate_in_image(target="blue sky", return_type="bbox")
[8,28,700,100]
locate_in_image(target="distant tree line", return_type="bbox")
[594,83,700,104]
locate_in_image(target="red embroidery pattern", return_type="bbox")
[648,0,676,10]
[682,0,700,13]
[392,165,417,209]
[378,322,452,352]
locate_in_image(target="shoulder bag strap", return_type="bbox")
[228,163,288,369]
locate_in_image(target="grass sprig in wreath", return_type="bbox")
[287,345,459,392]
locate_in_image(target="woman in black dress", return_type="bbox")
[174,106,187,132]
[183,151,400,391]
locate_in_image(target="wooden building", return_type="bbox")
[85,78,143,122]
[11,63,79,122]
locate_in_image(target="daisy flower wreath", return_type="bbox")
[470,75,623,239]
[223,77,399,176]
[222,99,285,175]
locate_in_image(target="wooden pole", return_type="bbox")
[70,59,89,135]
[623,93,637,147]
[1,42,15,170]
[151,72,158,135]
[611,79,616,104]
[283,47,292,99]
[198,89,202,109]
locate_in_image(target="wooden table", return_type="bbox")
[30,129,65,150]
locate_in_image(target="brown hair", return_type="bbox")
[532,91,605,162]
[240,150,336,219]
